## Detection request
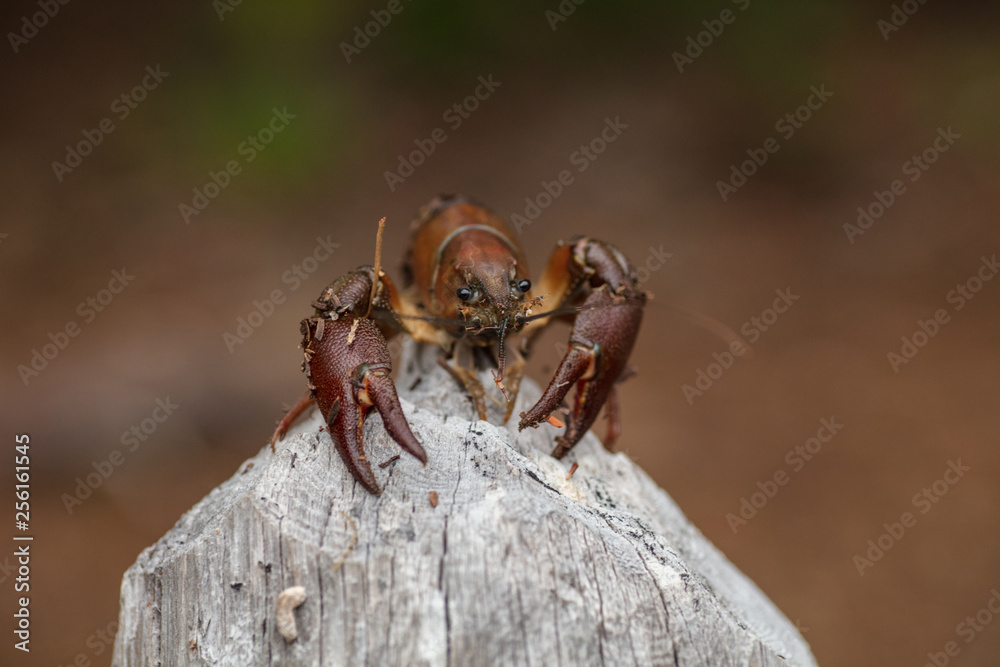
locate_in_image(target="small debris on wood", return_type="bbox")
[547,414,565,428]
[379,454,401,469]
[566,462,579,480]
[331,511,358,574]
[276,586,307,643]
[429,491,439,508]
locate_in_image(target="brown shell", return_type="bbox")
[403,197,529,318]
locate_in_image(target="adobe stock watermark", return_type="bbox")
[852,458,971,576]
[61,396,180,514]
[213,0,245,21]
[383,75,501,192]
[16,268,136,386]
[0,554,17,584]
[878,0,929,41]
[223,235,340,353]
[726,416,844,534]
[179,107,296,224]
[843,126,959,244]
[887,254,997,373]
[672,0,751,73]
[544,0,589,31]
[634,244,673,285]
[510,116,629,233]
[717,84,833,202]
[922,587,1000,667]
[340,0,415,63]
[682,287,799,405]
[52,65,170,183]
[56,619,118,667]
[7,0,74,54]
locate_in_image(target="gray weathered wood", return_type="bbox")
[113,341,817,666]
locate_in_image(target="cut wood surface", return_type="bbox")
[113,341,817,666]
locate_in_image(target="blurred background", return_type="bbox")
[1,0,999,664]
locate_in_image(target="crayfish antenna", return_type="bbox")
[365,217,386,318]
[663,302,754,358]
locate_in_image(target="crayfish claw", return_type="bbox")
[364,368,427,466]
[302,314,423,494]
[520,284,644,459]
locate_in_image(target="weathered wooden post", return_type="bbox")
[113,343,816,666]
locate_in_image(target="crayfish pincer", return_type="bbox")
[271,195,647,493]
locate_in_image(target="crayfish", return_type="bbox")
[271,195,647,493]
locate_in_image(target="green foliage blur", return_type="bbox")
[122,0,1000,210]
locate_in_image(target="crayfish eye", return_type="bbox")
[456,286,474,302]
[517,279,531,293]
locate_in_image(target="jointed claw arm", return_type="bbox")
[519,237,646,458]
[277,266,426,494]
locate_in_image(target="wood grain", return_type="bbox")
[113,342,816,666]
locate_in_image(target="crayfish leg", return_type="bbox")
[603,386,621,451]
[270,390,316,451]
[437,355,489,422]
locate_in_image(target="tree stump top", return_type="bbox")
[113,343,816,666]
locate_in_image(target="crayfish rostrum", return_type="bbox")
[272,195,647,493]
